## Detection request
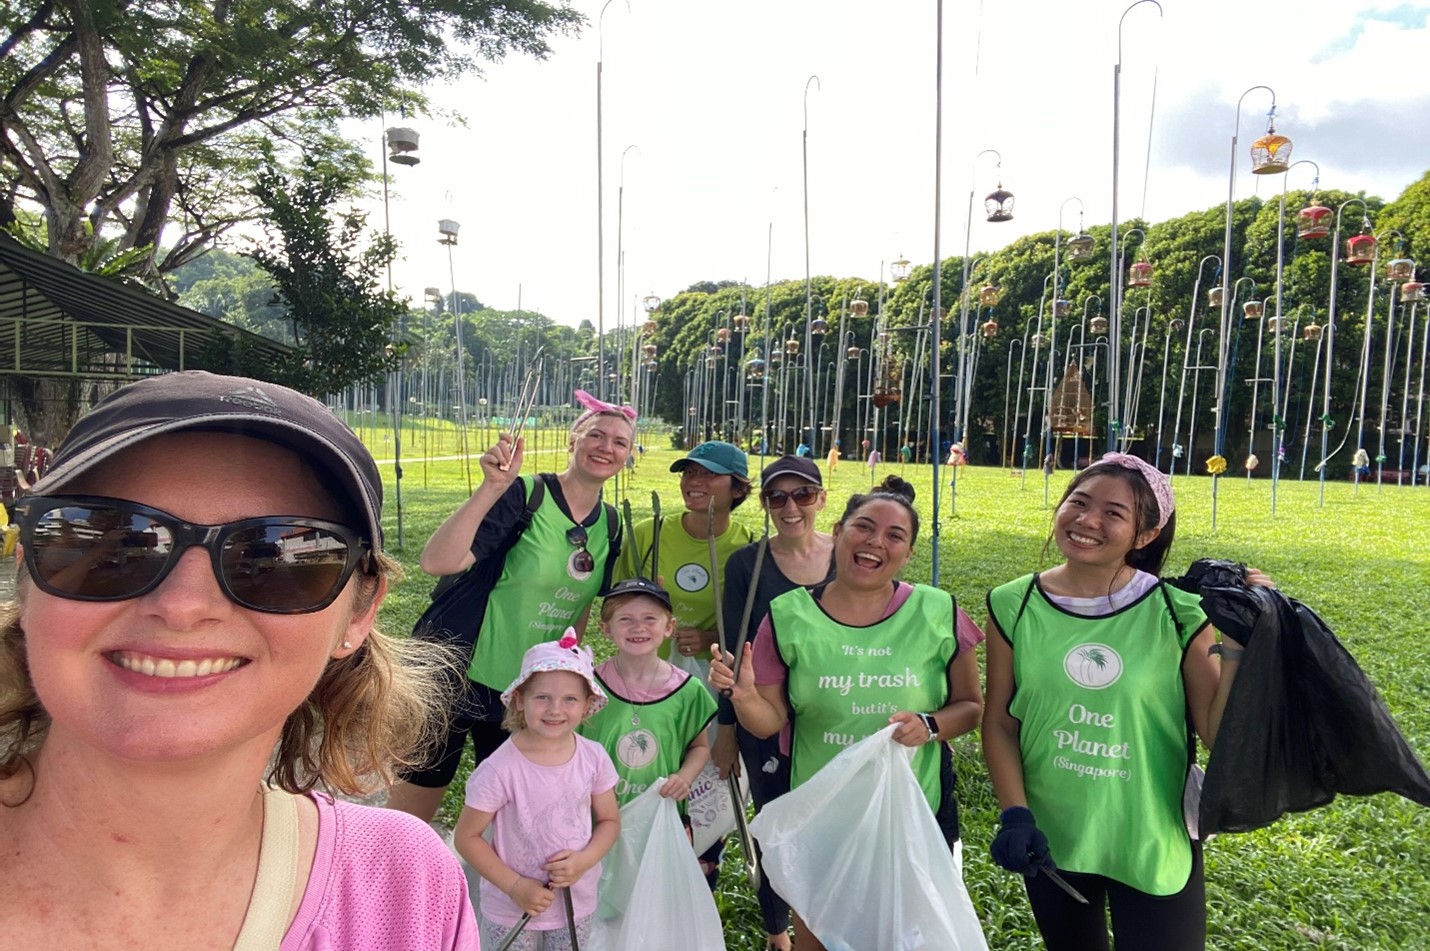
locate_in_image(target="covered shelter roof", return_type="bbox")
[0,233,290,380]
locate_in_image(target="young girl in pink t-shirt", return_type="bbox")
[456,632,621,950]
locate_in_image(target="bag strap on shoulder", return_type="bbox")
[520,473,547,530]
[603,501,619,543]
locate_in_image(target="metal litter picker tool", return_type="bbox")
[494,912,532,951]
[649,490,663,582]
[501,346,544,471]
[720,508,770,700]
[1039,862,1089,905]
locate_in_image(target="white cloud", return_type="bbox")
[357,0,1430,328]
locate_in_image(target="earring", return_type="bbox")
[342,640,353,649]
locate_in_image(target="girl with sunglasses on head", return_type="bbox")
[387,389,633,823]
[0,371,476,949]
[712,475,985,951]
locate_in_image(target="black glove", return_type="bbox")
[990,806,1053,876]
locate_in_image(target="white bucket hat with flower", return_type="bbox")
[501,628,608,715]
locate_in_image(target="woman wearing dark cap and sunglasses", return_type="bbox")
[0,372,476,949]
[386,389,633,823]
[713,455,834,950]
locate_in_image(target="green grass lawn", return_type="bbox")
[371,433,1430,950]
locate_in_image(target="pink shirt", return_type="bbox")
[751,582,986,755]
[465,734,619,930]
[280,793,478,950]
[594,658,688,702]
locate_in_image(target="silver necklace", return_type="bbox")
[611,659,661,726]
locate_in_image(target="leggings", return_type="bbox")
[1024,840,1205,951]
[736,723,792,935]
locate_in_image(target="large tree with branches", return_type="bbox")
[0,0,581,286]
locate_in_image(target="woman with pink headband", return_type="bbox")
[388,390,636,822]
[982,452,1259,950]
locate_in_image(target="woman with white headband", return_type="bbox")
[983,453,1268,950]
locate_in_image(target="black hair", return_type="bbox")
[837,475,920,542]
[1047,462,1176,575]
[730,474,753,509]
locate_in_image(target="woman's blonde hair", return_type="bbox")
[0,552,459,801]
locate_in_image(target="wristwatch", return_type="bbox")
[918,712,939,743]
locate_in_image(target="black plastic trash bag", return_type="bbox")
[1170,559,1430,835]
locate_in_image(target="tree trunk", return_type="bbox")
[11,377,112,449]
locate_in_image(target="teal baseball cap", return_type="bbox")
[670,440,748,478]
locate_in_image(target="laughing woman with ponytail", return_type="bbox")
[711,475,984,951]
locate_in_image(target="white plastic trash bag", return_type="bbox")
[750,725,989,951]
[589,779,724,951]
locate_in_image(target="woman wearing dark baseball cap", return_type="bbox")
[712,454,833,949]
[1,371,477,948]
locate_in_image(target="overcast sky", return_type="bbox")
[356,0,1430,330]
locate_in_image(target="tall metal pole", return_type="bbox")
[802,75,821,458]
[1045,198,1082,506]
[1400,299,1420,479]
[596,1,629,402]
[831,288,855,454]
[1269,161,1319,510]
[1168,255,1219,485]
[1318,200,1369,504]
[379,121,403,548]
[616,145,639,405]
[929,1,947,583]
[1411,303,1428,485]
[761,222,774,465]
[1350,235,1389,494]
[1110,0,1163,454]
[1376,279,1404,487]
[956,155,1000,443]
[442,224,472,494]
[952,150,1005,522]
[1213,84,1276,530]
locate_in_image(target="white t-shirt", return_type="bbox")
[1044,569,1161,617]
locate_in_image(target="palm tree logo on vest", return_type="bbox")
[1063,644,1124,690]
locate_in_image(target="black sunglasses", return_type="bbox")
[762,485,822,508]
[12,495,371,615]
[566,525,596,574]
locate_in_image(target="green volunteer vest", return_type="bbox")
[467,476,612,691]
[580,672,717,807]
[772,584,954,813]
[988,574,1207,895]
